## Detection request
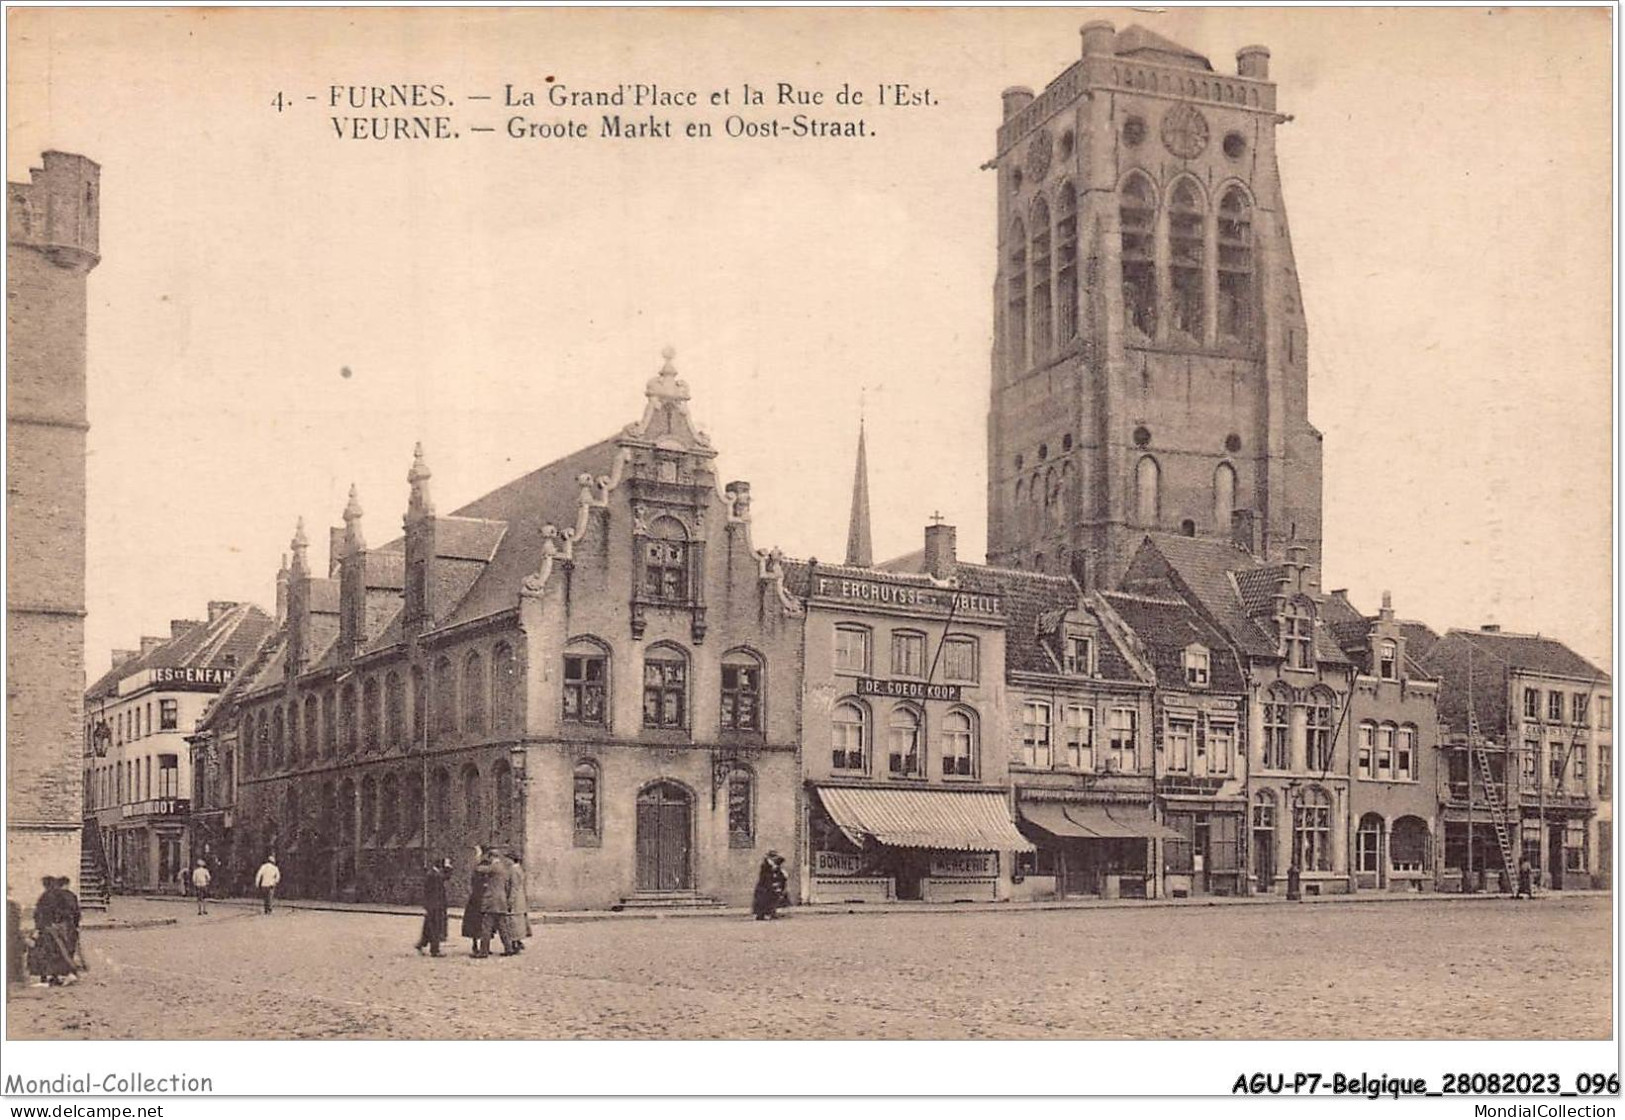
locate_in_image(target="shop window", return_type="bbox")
[1391,816,1430,873]
[563,641,609,725]
[572,761,600,845]
[1119,173,1156,338]
[1166,719,1193,772]
[1217,186,1255,342]
[891,631,927,679]
[942,709,976,777]
[1063,705,1094,770]
[1356,813,1382,874]
[728,771,754,847]
[721,650,763,732]
[160,699,179,731]
[1107,708,1138,772]
[888,706,923,777]
[942,637,979,683]
[833,625,871,675]
[1183,645,1210,688]
[1294,787,1332,872]
[642,646,689,730]
[832,702,869,773]
[1164,813,1194,874]
[1022,701,1053,769]
[643,517,691,603]
[1167,179,1205,339]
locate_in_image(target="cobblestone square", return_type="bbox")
[5,894,1611,1040]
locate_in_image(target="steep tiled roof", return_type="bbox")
[1104,591,1246,693]
[437,436,624,629]
[86,604,276,701]
[196,625,282,733]
[1399,621,1441,662]
[1448,630,1610,686]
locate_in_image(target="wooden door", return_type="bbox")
[636,783,693,892]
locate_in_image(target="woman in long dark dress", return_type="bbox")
[460,846,488,956]
[752,851,783,920]
[417,858,451,956]
[30,877,80,985]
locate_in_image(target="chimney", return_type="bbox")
[170,619,201,639]
[111,649,140,670]
[1481,624,1502,633]
[1237,45,1270,80]
[924,520,957,580]
[1001,86,1035,122]
[1080,20,1116,57]
[140,635,166,656]
[1379,590,1395,623]
[1230,508,1258,555]
[207,600,238,624]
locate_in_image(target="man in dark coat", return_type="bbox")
[417,858,452,956]
[30,877,81,985]
[479,851,515,957]
[461,847,489,957]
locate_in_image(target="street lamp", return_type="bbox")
[1286,778,1303,901]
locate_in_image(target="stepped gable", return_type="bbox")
[437,436,623,629]
[1104,590,1245,693]
[1112,24,1214,70]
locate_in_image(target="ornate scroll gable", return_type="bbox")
[622,347,714,452]
[521,447,632,598]
[756,547,805,618]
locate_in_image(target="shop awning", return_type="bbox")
[817,786,1035,852]
[1019,802,1184,841]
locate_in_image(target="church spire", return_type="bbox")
[343,483,366,555]
[845,416,873,568]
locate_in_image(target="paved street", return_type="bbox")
[6,895,1610,1040]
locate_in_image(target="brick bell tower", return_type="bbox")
[7,151,100,897]
[985,23,1322,588]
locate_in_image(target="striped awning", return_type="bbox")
[1020,802,1184,841]
[816,786,1035,853]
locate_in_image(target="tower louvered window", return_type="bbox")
[1168,180,1205,339]
[1057,183,1078,342]
[1007,219,1028,367]
[1218,187,1255,342]
[1119,174,1156,337]
[1030,198,1052,359]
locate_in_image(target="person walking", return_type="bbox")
[479,849,516,957]
[417,857,452,957]
[753,851,785,920]
[1517,858,1536,900]
[191,861,212,915]
[505,850,531,953]
[254,855,281,913]
[461,847,488,957]
[30,876,81,986]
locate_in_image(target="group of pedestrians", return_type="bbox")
[5,877,84,988]
[415,845,531,958]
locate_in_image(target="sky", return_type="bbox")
[6,5,1614,674]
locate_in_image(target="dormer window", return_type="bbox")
[1378,640,1398,681]
[1283,606,1314,670]
[1062,634,1093,675]
[1183,645,1210,688]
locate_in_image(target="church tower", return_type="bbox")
[985,23,1322,588]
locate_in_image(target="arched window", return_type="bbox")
[286,701,300,764]
[360,775,378,840]
[1375,721,1396,779]
[832,701,869,773]
[1057,182,1079,341]
[403,772,424,840]
[1119,173,1156,337]
[1396,724,1417,781]
[434,656,457,737]
[463,651,487,735]
[1030,196,1053,358]
[256,712,270,774]
[1263,688,1291,770]
[271,708,285,770]
[721,649,763,732]
[285,784,301,849]
[380,773,399,843]
[385,671,405,747]
[1294,787,1332,872]
[1168,178,1205,339]
[340,683,359,756]
[642,644,689,730]
[1217,186,1255,342]
[1391,815,1430,872]
[318,780,336,847]
[563,637,610,725]
[1007,218,1028,368]
[1252,788,1275,830]
[362,677,381,753]
[1357,812,1384,874]
[461,763,482,834]
[644,516,691,603]
[410,665,424,748]
[1214,462,1236,533]
[1135,455,1161,527]
[572,760,600,845]
[727,768,754,847]
[942,708,976,777]
[430,767,452,834]
[887,705,923,777]
[493,758,514,838]
[492,642,519,733]
[322,691,337,759]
